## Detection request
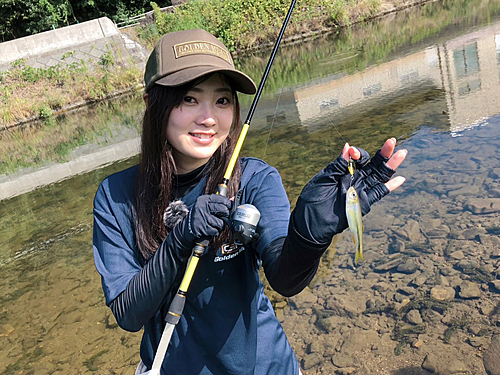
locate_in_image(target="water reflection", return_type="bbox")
[441,22,500,132]
[0,93,143,200]
[1,2,500,375]
[252,19,500,134]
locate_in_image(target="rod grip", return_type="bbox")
[193,238,210,256]
[165,293,186,325]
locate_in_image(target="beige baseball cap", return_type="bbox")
[144,29,256,94]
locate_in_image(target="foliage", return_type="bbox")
[145,0,380,52]
[0,0,171,41]
[0,0,73,41]
[4,0,500,130]
[225,0,500,104]
[442,314,470,344]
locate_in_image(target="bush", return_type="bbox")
[0,0,171,42]
[147,0,380,52]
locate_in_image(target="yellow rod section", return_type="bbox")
[224,122,250,180]
[179,255,200,292]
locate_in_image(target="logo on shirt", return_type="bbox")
[214,243,244,262]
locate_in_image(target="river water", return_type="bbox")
[1,1,500,374]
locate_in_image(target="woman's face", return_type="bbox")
[166,74,234,174]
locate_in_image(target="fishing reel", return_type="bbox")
[226,190,260,245]
[228,204,260,245]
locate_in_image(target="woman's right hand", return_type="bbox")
[175,194,232,250]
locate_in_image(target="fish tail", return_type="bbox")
[355,243,363,265]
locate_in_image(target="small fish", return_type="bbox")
[346,186,363,265]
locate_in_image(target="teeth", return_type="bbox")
[192,133,212,139]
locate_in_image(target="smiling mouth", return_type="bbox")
[190,133,214,139]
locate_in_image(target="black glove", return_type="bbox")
[171,194,233,253]
[110,194,232,331]
[291,147,396,246]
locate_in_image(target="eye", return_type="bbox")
[216,97,231,105]
[183,96,196,104]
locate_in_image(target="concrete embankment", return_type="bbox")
[0,17,148,72]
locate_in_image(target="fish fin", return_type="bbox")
[355,245,363,265]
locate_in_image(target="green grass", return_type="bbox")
[0,48,141,129]
[140,0,380,51]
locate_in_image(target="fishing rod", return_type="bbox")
[149,1,298,373]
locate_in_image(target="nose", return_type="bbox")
[195,103,217,127]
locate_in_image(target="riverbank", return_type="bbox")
[3,0,500,180]
[0,0,436,130]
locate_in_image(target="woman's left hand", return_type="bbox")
[290,137,407,246]
[342,137,407,192]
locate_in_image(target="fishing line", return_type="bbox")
[328,119,349,146]
[328,119,356,186]
[262,87,283,160]
[148,1,298,373]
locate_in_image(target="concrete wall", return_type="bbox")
[0,17,119,66]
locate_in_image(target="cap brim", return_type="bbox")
[155,66,257,95]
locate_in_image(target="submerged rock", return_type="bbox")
[464,198,500,214]
[458,280,481,299]
[483,334,500,375]
[289,289,317,309]
[373,257,404,272]
[394,219,422,242]
[490,280,500,293]
[421,352,467,374]
[397,259,419,274]
[430,286,456,301]
[0,323,15,337]
[406,309,423,325]
[331,353,355,368]
[302,352,322,370]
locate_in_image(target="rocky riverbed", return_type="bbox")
[270,126,500,375]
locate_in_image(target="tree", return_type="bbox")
[0,0,170,42]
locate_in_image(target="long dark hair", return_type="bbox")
[134,75,242,260]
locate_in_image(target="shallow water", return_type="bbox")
[1,1,500,374]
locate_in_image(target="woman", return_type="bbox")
[93,29,407,375]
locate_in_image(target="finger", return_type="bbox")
[208,194,233,209]
[380,138,396,159]
[206,216,226,233]
[342,144,361,162]
[385,176,406,192]
[386,149,407,170]
[342,143,350,161]
[348,146,361,160]
[209,203,230,218]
